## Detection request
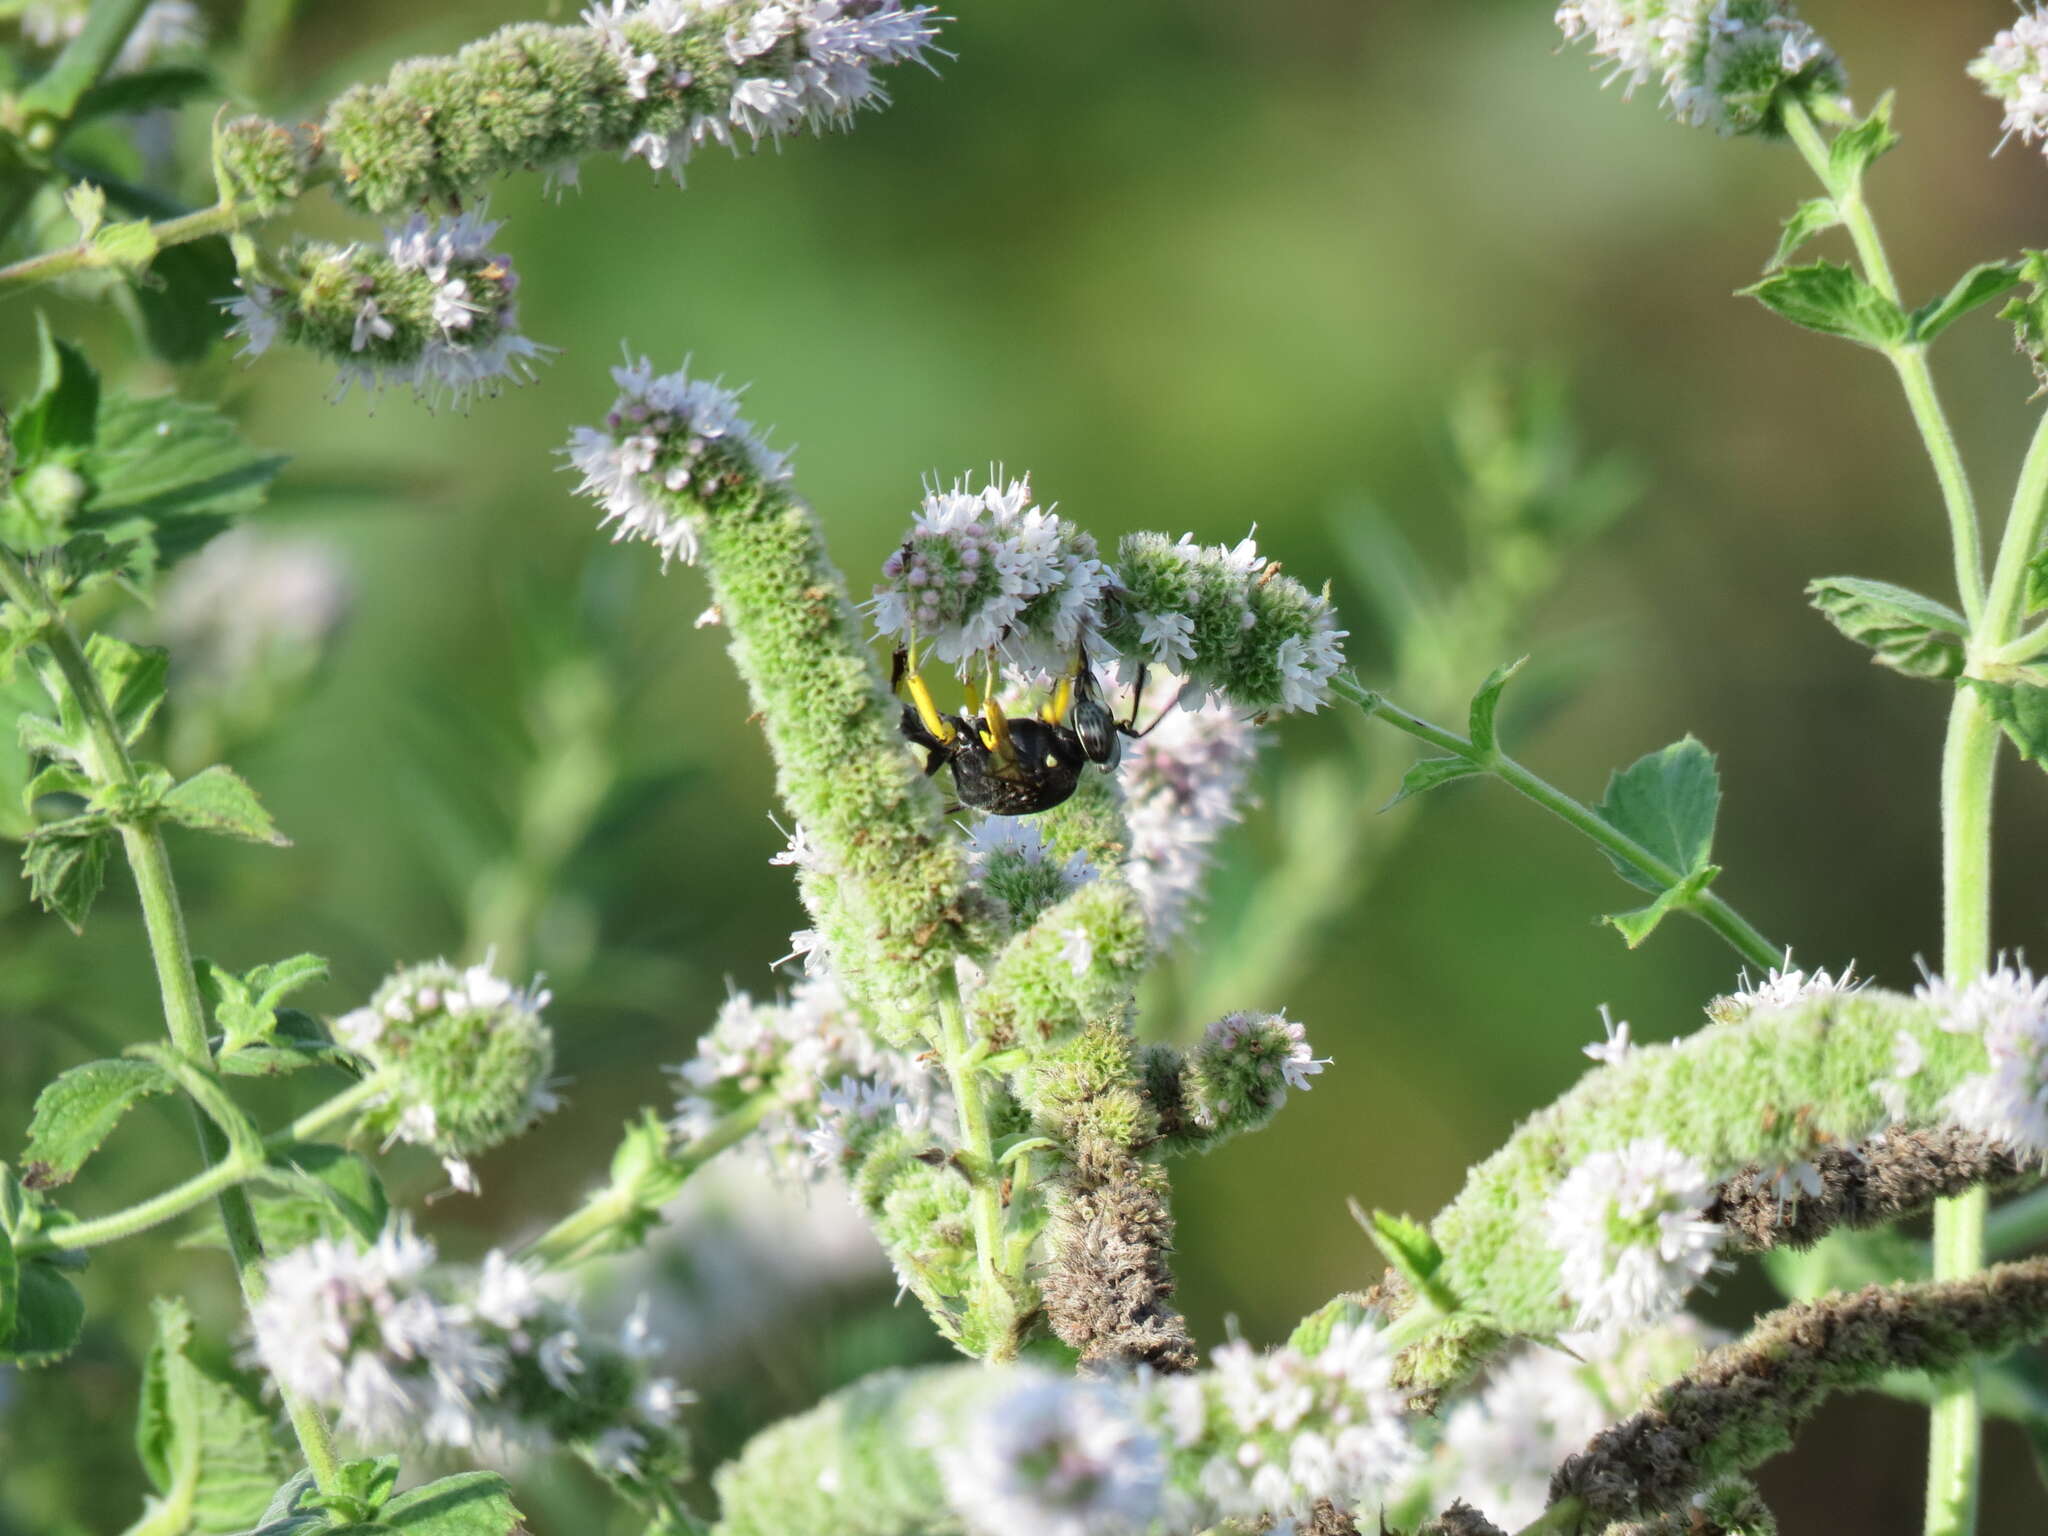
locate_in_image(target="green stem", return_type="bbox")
[930,978,1018,1358]
[16,0,155,119]
[1982,407,2048,644]
[20,1073,391,1257]
[1512,1498,1584,1536]
[523,1093,775,1270]
[0,200,263,297]
[1336,678,1784,972]
[0,544,342,1493]
[1782,98,1988,627]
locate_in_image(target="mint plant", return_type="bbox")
[8,3,2048,1536]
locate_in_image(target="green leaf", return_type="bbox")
[1595,736,1722,894]
[136,240,238,366]
[87,633,170,744]
[23,759,93,811]
[162,765,288,847]
[1909,262,2024,344]
[217,1010,349,1078]
[2028,549,2048,616]
[3,1256,84,1365]
[230,1471,325,1536]
[2004,250,2048,390]
[22,811,113,931]
[1828,91,1898,185]
[1806,575,1968,679]
[252,1144,389,1248]
[1362,1206,1457,1313]
[78,394,287,537]
[133,1297,285,1536]
[1606,863,1719,948]
[1740,261,1909,349]
[1972,680,2048,768]
[1768,197,1841,272]
[1466,656,1526,756]
[93,218,161,276]
[21,1057,172,1189]
[12,315,101,466]
[202,954,328,1057]
[1382,754,1483,810]
[379,1472,523,1536]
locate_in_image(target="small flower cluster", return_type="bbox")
[587,0,945,181]
[1544,1136,1725,1333]
[1169,1011,1329,1149]
[967,815,1099,928]
[332,957,557,1192]
[1971,8,2048,156]
[1704,953,1861,1025]
[250,1225,686,1480]
[228,212,545,408]
[1430,1318,1716,1528]
[804,1074,927,1172]
[1103,529,1346,715]
[1921,962,2048,1159]
[670,973,937,1174]
[18,0,202,74]
[565,356,792,567]
[1555,0,1842,135]
[320,1,942,213]
[936,1372,1167,1536]
[1146,1320,1419,1525]
[1118,699,1261,942]
[869,474,1113,676]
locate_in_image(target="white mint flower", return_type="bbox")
[870,472,1110,674]
[1972,9,2048,154]
[1060,924,1094,978]
[1556,0,1840,136]
[804,1074,921,1173]
[1121,698,1262,943]
[565,353,791,567]
[22,0,202,72]
[605,0,944,183]
[1731,953,1861,1014]
[938,1374,1166,1536]
[1545,1137,1724,1332]
[1152,1321,1417,1524]
[1921,963,2048,1157]
[1871,1028,1928,1124]
[1583,1004,1634,1066]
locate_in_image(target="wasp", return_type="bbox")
[893,642,1172,815]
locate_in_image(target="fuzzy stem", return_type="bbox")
[1781,98,1987,627]
[0,545,342,1492]
[20,1073,392,1257]
[1336,678,1783,971]
[0,200,273,295]
[16,0,155,119]
[523,1093,777,1270]
[930,977,1019,1356]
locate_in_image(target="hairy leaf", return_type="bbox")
[1607,863,1720,948]
[252,1144,389,1248]
[22,811,113,931]
[13,316,100,467]
[1382,754,1482,810]
[134,1297,285,1535]
[1768,197,1841,272]
[1807,575,1967,679]
[1973,680,2048,768]
[1828,91,1898,184]
[1595,736,1723,894]
[1909,262,2023,344]
[1741,261,1908,349]
[162,765,288,847]
[21,1057,172,1189]
[1466,656,1526,757]
[87,633,170,744]
[377,1472,523,1536]
[3,1257,84,1366]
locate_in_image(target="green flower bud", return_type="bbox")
[214,115,314,215]
[334,958,556,1177]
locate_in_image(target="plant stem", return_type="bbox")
[20,1073,391,1257]
[930,978,1018,1357]
[1336,678,1784,972]
[0,544,342,1492]
[0,200,259,296]
[1781,99,1988,627]
[524,1093,775,1269]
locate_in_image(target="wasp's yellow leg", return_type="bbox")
[1041,673,1073,724]
[982,690,1017,765]
[904,671,956,745]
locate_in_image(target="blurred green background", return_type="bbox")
[6,0,2048,1529]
